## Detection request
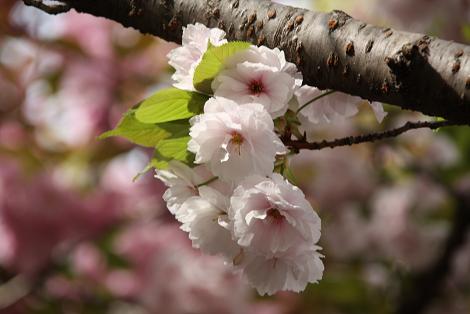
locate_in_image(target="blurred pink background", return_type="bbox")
[0,0,469,313]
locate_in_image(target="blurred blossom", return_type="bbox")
[61,11,114,59]
[324,205,370,259]
[121,42,175,83]
[10,2,63,40]
[23,59,114,150]
[0,121,27,149]
[142,248,246,314]
[373,0,469,41]
[45,275,81,300]
[0,0,469,313]
[399,127,460,168]
[101,149,166,217]
[0,159,121,274]
[272,0,313,9]
[450,231,470,289]
[362,263,389,289]
[292,147,375,210]
[369,179,449,270]
[0,37,63,87]
[71,243,107,281]
[106,269,143,298]
[113,222,249,314]
[314,0,469,42]
[0,75,22,112]
[292,86,386,139]
[249,302,285,314]
[0,38,37,69]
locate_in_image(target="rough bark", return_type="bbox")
[24,0,470,124]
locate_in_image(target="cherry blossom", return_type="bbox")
[212,45,302,118]
[293,85,359,124]
[229,174,321,255]
[293,85,387,126]
[188,97,287,182]
[110,222,249,314]
[0,160,120,274]
[155,161,217,215]
[241,246,324,295]
[178,186,240,258]
[167,23,227,91]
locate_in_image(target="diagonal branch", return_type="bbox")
[284,120,466,151]
[23,0,70,14]
[23,0,470,124]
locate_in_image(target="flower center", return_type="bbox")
[229,131,244,155]
[230,132,244,145]
[248,79,264,96]
[267,208,284,222]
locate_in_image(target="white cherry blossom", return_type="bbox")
[241,246,324,295]
[212,46,302,118]
[294,85,359,124]
[178,186,240,259]
[187,97,287,182]
[160,25,329,296]
[369,101,388,123]
[229,174,321,255]
[167,23,227,91]
[155,161,215,215]
[293,85,387,125]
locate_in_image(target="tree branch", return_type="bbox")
[23,0,470,124]
[23,0,70,14]
[284,120,465,150]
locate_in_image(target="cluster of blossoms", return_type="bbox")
[155,23,386,295]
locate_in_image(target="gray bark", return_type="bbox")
[24,0,470,124]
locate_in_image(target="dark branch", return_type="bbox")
[23,0,470,124]
[23,0,70,14]
[284,120,465,151]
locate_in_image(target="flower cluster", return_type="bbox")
[153,23,386,295]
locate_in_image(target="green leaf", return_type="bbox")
[135,88,208,124]
[151,136,194,169]
[283,165,298,185]
[99,109,189,147]
[462,24,470,42]
[193,41,251,94]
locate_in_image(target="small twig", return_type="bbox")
[296,90,335,114]
[0,268,50,311]
[285,120,465,151]
[0,275,30,310]
[22,0,71,14]
[196,176,218,187]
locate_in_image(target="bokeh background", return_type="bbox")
[0,0,469,313]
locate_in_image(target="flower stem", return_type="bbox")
[296,90,335,115]
[196,176,218,187]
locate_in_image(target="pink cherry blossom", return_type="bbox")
[168,23,227,91]
[241,246,324,295]
[212,45,302,118]
[178,186,240,259]
[113,222,248,314]
[229,174,321,255]
[155,161,219,215]
[188,97,286,182]
[293,85,387,126]
[0,160,121,274]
